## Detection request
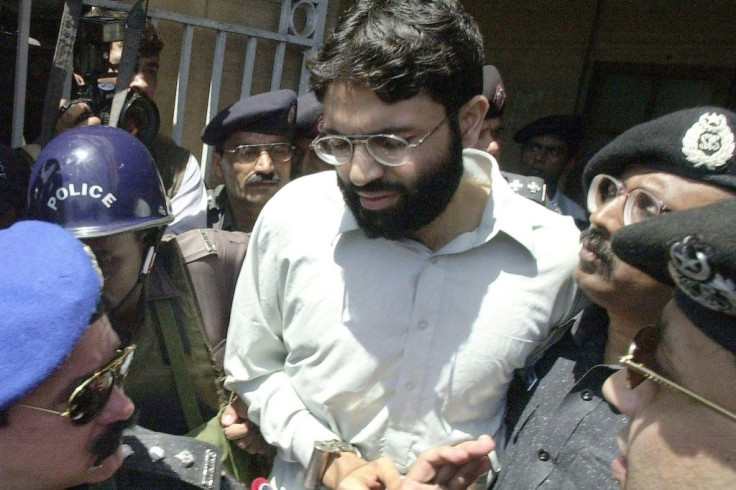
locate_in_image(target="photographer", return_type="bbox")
[56,8,207,235]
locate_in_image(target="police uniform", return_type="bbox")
[611,197,736,356]
[202,89,297,232]
[514,114,589,228]
[496,106,736,490]
[25,126,268,485]
[0,221,242,490]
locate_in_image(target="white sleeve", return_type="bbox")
[223,215,338,467]
[164,153,208,235]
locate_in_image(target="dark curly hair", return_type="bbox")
[308,0,484,115]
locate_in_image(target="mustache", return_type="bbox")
[580,226,616,265]
[90,411,138,466]
[345,179,405,195]
[245,173,281,185]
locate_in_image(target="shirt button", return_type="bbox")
[405,381,415,391]
[418,320,428,330]
[538,449,550,461]
[581,390,594,401]
[430,257,439,264]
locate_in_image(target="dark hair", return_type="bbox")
[308,0,484,115]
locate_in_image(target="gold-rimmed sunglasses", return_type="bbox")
[19,344,136,425]
[621,326,736,422]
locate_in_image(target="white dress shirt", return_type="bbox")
[224,149,581,489]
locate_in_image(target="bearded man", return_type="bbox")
[222,1,580,489]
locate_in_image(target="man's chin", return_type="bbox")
[86,445,126,484]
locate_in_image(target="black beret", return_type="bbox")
[482,65,506,119]
[201,89,297,146]
[514,114,583,146]
[611,198,736,355]
[583,106,736,192]
[296,91,323,139]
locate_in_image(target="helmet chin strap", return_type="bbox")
[109,245,157,317]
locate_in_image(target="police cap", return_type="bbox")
[201,89,298,146]
[514,114,583,147]
[296,91,323,139]
[482,65,506,119]
[612,198,736,355]
[0,220,103,410]
[583,106,736,193]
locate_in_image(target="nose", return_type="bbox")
[128,73,148,94]
[253,151,276,174]
[97,385,135,425]
[347,144,385,187]
[588,193,626,234]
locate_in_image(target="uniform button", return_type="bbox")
[418,320,428,330]
[581,390,594,401]
[430,257,439,264]
[405,381,415,391]
[538,449,550,461]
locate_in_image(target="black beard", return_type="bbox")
[338,125,464,240]
[90,411,138,466]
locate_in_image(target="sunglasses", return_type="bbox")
[620,326,736,422]
[19,344,136,425]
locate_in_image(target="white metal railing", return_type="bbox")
[11,0,330,180]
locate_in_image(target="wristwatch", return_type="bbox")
[303,440,360,489]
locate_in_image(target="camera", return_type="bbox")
[64,13,160,147]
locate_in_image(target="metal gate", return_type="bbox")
[10,0,331,180]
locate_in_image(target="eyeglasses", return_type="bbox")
[587,174,669,225]
[620,326,736,422]
[310,114,452,167]
[522,141,567,159]
[19,344,136,425]
[222,143,294,164]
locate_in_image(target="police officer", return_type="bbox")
[26,125,267,483]
[202,89,297,232]
[0,220,244,489]
[513,114,588,227]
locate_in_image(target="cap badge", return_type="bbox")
[681,112,735,170]
[493,84,506,111]
[668,235,736,315]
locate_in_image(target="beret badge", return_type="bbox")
[668,235,736,316]
[681,112,735,170]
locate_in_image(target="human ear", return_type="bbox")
[458,95,489,149]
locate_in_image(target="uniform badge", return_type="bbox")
[681,112,735,170]
[493,84,506,112]
[668,235,736,315]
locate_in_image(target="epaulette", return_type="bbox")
[501,171,547,205]
[110,425,236,489]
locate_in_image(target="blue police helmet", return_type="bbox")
[27,125,173,238]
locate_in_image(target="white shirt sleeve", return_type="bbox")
[164,153,208,235]
[223,214,339,467]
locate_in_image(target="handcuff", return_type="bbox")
[303,439,360,489]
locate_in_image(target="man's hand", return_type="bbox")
[55,99,101,134]
[402,435,495,490]
[333,456,403,490]
[220,394,271,455]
